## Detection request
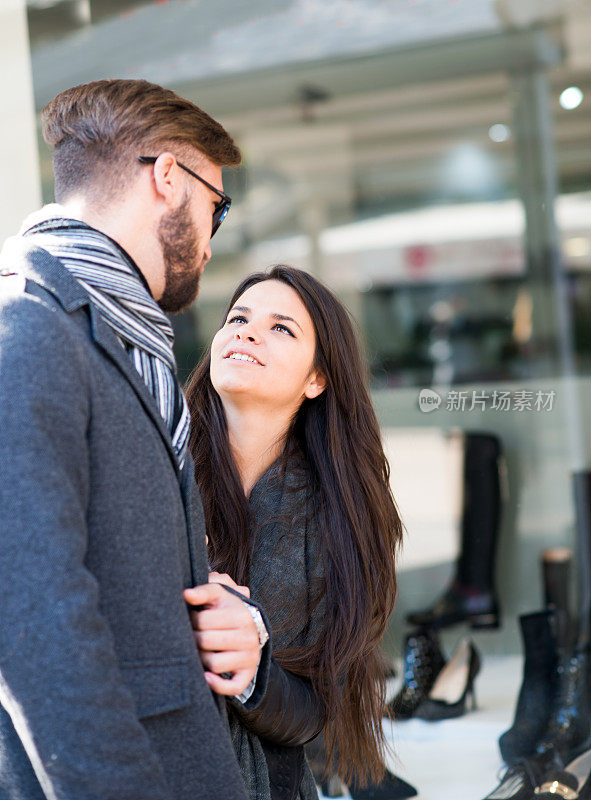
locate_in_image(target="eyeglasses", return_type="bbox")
[138,155,232,238]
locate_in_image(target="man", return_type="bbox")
[0,79,269,800]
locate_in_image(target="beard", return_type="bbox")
[157,192,205,313]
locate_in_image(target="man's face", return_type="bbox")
[157,160,223,313]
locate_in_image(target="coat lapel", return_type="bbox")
[5,240,180,480]
[87,304,180,479]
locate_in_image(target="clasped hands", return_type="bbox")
[183,572,262,696]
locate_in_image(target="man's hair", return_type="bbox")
[41,79,241,203]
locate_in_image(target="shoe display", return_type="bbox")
[499,610,561,765]
[349,769,418,800]
[534,747,591,799]
[414,638,480,721]
[387,628,446,720]
[407,432,503,630]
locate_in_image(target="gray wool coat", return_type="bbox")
[0,239,269,800]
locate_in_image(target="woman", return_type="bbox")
[186,265,402,800]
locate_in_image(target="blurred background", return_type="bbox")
[4,0,591,661]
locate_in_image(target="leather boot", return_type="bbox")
[406,432,502,630]
[405,579,499,630]
[499,610,561,764]
[538,644,591,761]
[388,628,446,720]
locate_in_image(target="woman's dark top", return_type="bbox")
[228,458,326,800]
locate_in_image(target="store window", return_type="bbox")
[6,2,591,796]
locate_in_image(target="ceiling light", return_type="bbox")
[559,87,583,110]
[488,124,511,143]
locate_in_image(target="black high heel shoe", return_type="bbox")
[414,638,480,721]
[387,627,446,720]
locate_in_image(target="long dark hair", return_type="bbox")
[186,265,402,784]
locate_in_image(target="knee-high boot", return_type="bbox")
[406,432,502,629]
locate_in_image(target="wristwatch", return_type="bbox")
[246,604,269,648]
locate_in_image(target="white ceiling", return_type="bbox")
[29,0,591,250]
[30,0,503,108]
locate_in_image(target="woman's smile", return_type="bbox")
[223,348,264,366]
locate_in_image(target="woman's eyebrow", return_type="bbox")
[229,305,303,333]
[272,313,303,333]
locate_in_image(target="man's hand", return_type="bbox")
[183,581,261,696]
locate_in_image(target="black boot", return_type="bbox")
[538,644,591,761]
[406,432,502,630]
[388,628,446,720]
[499,610,561,764]
[542,547,573,649]
[405,579,499,630]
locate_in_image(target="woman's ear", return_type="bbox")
[304,370,327,400]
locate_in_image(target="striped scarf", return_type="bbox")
[20,205,190,470]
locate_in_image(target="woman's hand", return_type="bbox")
[208,571,250,598]
[184,579,259,696]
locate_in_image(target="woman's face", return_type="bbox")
[210,279,325,412]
